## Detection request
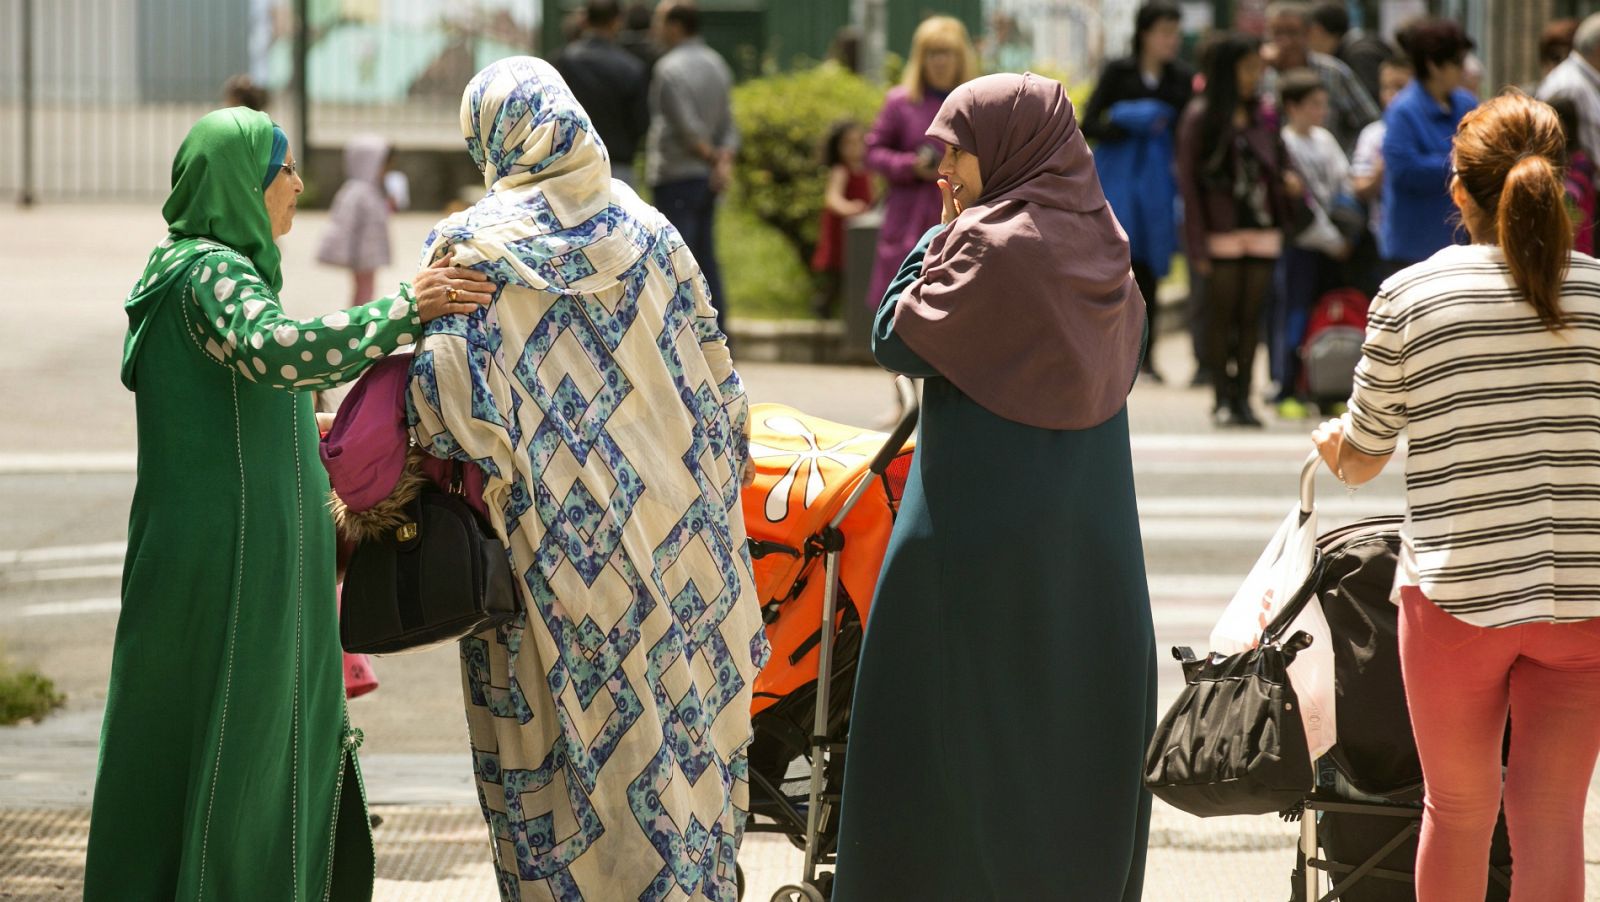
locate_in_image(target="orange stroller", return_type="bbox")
[739,383,919,902]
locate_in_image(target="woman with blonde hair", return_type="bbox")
[861,14,978,310]
[1315,91,1600,900]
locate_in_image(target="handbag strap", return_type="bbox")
[1259,551,1331,648]
[397,496,426,632]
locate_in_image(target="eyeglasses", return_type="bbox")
[278,160,299,181]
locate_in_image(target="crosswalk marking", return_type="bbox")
[0,541,127,566]
[3,564,125,583]
[0,432,1404,644]
[19,597,121,617]
[0,453,137,474]
[1138,496,1393,517]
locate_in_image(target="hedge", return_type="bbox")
[719,63,1090,319]
[730,62,886,271]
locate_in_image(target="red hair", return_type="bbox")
[1453,91,1572,329]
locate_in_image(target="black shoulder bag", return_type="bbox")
[1142,558,1328,817]
[340,464,519,654]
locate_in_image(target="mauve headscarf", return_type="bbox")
[893,72,1145,430]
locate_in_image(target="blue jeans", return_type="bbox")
[652,177,727,339]
[1270,246,1338,399]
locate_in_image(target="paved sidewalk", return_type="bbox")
[8,791,1600,900]
[1,802,1304,901]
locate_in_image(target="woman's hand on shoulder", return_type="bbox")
[412,254,496,323]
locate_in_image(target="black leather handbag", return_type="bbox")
[1142,562,1327,817]
[339,473,518,655]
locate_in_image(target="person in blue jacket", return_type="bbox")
[1083,1,1194,382]
[1381,18,1478,268]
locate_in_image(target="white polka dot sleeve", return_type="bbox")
[185,251,421,391]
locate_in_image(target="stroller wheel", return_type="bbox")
[770,884,826,902]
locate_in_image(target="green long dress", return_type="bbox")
[833,227,1156,900]
[84,108,421,901]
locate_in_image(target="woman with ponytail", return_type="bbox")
[1311,91,1600,901]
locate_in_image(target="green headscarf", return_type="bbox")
[121,107,284,390]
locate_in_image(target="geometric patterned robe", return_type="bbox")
[406,57,768,901]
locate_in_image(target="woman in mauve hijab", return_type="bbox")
[834,72,1155,900]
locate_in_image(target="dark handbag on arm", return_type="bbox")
[1141,560,1327,817]
[339,463,518,655]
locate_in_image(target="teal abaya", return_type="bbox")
[833,227,1156,901]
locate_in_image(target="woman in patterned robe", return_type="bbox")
[87,107,491,900]
[406,57,768,901]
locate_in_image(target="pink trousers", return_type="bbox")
[1399,587,1600,901]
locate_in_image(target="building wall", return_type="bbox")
[1,0,143,104]
[137,0,251,103]
[886,0,983,67]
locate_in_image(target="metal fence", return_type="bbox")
[6,0,1505,204]
[1,0,541,203]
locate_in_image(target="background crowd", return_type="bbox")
[497,0,1600,434]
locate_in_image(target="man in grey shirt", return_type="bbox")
[647,2,737,336]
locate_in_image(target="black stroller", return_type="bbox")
[1282,453,1513,900]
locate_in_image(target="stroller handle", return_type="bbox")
[867,376,921,476]
[1300,450,1321,515]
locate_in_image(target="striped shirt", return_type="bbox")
[1347,244,1600,627]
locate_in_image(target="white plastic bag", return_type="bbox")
[1209,507,1338,761]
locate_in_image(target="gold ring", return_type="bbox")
[447,286,459,303]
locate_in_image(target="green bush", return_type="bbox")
[717,193,814,319]
[731,62,886,270]
[0,658,64,725]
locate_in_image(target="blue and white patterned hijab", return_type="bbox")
[421,56,658,296]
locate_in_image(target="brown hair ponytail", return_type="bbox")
[1453,91,1572,329]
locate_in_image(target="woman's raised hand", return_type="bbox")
[938,178,963,225]
[413,254,496,323]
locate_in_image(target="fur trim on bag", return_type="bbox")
[329,446,433,545]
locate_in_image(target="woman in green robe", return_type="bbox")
[85,107,493,900]
[833,74,1155,899]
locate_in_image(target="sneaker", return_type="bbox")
[1212,405,1238,428]
[1231,402,1265,428]
[1325,401,1349,416]
[1276,397,1311,421]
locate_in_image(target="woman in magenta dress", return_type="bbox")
[863,15,978,309]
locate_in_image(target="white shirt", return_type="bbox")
[1538,51,1600,160]
[1351,120,1386,248]
[1282,124,1350,208]
[1347,245,1600,626]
